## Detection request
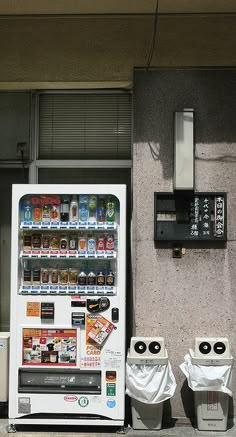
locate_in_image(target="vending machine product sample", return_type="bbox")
[9,185,126,429]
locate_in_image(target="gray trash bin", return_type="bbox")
[126,336,176,430]
[180,337,233,431]
[131,398,163,430]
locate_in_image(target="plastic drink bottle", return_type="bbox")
[97,197,106,222]
[24,200,32,222]
[88,195,97,223]
[106,271,115,286]
[97,271,105,286]
[42,204,50,222]
[60,196,70,222]
[87,233,96,253]
[106,198,115,222]
[79,195,89,222]
[70,195,79,222]
[78,271,87,286]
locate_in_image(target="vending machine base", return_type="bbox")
[8,418,123,427]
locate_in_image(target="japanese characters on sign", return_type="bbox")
[202,197,210,237]
[214,196,225,238]
[155,192,226,241]
[190,196,199,237]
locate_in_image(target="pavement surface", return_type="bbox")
[1,419,236,437]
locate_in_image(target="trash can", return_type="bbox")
[180,337,233,431]
[126,337,176,430]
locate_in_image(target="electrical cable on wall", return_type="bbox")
[146,0,159,71]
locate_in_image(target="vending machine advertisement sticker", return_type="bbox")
[107,399,116,408]
[18,398,31,414]
[106,383,116,396]
[86,314,114,346]
[106,370,117,382]
[64,396,78,402]
[78,396,89,407]
[26,302,40,317]
[207,392,219,411]
[22,329,77,366]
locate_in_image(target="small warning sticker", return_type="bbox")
[207,391,218,411]
[18,397,31,414]
[26,302,40,317]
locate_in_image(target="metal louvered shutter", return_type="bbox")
[39,93,132,160]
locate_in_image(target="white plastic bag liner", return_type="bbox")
[126,362,176,404]
[180,354,233,397]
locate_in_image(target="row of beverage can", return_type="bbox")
[23,268,115,286]
[23,233,117,252]
[23,195,117,223]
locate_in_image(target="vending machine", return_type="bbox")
[8,184,126,430]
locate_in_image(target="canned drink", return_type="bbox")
[60,235,68,251]
[50,235,60,251]
[41,268,49,284]
[42,234,50,250]
[51,269,59,284]
[32,234,41,249]
[23,269,31,285]
[87,234,96,253]
[78,271,87,286]
[23,234,32,250]
[69,235,77,251]
[50,204,60,222]
[59,269,68,285]
[97,236,106,251]
[32,269,41,285]
[78,236,87,253]
[97,271,105,286]
[106,235,114,251]
[87,271,96,286]
[69,269,78,285]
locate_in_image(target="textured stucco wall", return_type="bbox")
[133,70,236,420]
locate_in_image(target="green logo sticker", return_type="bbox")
[78,396,89,407]
[106,383,116,396]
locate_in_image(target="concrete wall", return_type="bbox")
[133,70,236,420]
[0,15,236,88]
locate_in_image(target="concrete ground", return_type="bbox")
[1,419,236,437]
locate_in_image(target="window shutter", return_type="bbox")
[39,93,131,160]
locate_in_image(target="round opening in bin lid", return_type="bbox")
[214,342,226,355]
[134,341,147,354]
[199,342,211,354]
[149,341,161,354]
